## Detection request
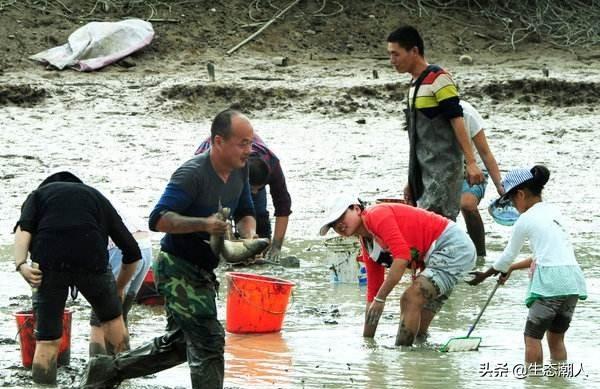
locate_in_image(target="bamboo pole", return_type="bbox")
[226,0,302,56]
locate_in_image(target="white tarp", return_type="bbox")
[30,19,154,71]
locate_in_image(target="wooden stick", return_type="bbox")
[241,76,285,81]
[226,0,301,55]
[147,18,180,23]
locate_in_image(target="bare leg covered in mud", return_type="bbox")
[525,335,544,364]
[102,315,130,355]
[89,294,135,356]
[395,277,438,346]
[32,339,60,384]
[547,331,567,361]
[461,193,486,258]
[89,326,107,356]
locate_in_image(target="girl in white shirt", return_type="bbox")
[469,165,587,365]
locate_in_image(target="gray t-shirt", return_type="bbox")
[149,152,254,269]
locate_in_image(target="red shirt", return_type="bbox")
[360,204,449,302]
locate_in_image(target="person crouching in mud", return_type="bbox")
[14,171,140,385]
[319,195,476,345]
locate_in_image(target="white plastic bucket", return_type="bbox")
[324,237,362,284]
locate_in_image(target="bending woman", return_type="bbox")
[319,195,476,345]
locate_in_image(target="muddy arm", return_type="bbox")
[14,226,31,268]
[115,262,138,299]
[272,216,288,245]
[155,211,227,234]
[472,130,504,194]
[364,259,408,336]
[450,116,483,185]
[14,227,42,288]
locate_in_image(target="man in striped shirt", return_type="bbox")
[387,25,483,221]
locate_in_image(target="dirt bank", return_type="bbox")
[2,0,599,74]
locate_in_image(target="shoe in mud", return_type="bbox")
[79,355,121,389]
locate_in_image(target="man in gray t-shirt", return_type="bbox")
[81,109,258,389]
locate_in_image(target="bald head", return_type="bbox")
[211,109,250,142]
[210,109,254,170]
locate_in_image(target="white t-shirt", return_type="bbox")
[460,100,486,172]
[493,202,578,273]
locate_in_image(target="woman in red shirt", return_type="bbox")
[319,195,476,346]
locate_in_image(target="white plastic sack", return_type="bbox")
[30,19,154,71]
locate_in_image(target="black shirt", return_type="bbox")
[16,182,141,272]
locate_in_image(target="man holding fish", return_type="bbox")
[80,109,268,389]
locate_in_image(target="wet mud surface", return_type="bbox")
[0,85,47,107]
[1,40,599,389]
[466,79,600,107]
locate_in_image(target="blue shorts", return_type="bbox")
[461,176,488,201]
[108,240,153,296]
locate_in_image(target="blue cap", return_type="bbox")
[500,168,534,200]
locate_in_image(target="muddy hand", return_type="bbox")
[204,215,229,235]
[498,271,511,285]
[265,246,281,262]
[366,300,384,325]
[19,264,43,288]
[265,238,282,262]
[466,271,488,286]
[496,182,506,196]
[466,162,484,185]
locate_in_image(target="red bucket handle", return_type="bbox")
[14,313,35,342]
[227,274,295,315]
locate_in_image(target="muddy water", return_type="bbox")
[1,59,599,388]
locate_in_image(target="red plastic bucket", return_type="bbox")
[135,268,164,306]
[226,272,294,334]
[15,309,72,368]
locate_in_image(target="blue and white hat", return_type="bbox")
[500,168,534,200]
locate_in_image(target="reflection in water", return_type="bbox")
[226,332,292,387]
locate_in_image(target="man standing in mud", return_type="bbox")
[388,25,484,220]
[80,109,258,389]
[195,132,292,263]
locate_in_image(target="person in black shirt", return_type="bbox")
[14,171,141,385]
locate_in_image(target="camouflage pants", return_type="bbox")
[154,251,225,388]
[79,253,224,389]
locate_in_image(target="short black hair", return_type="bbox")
[248,156,270,187]
[387,25,424,56]
[38,171,83,188]
[210,109,241,142]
